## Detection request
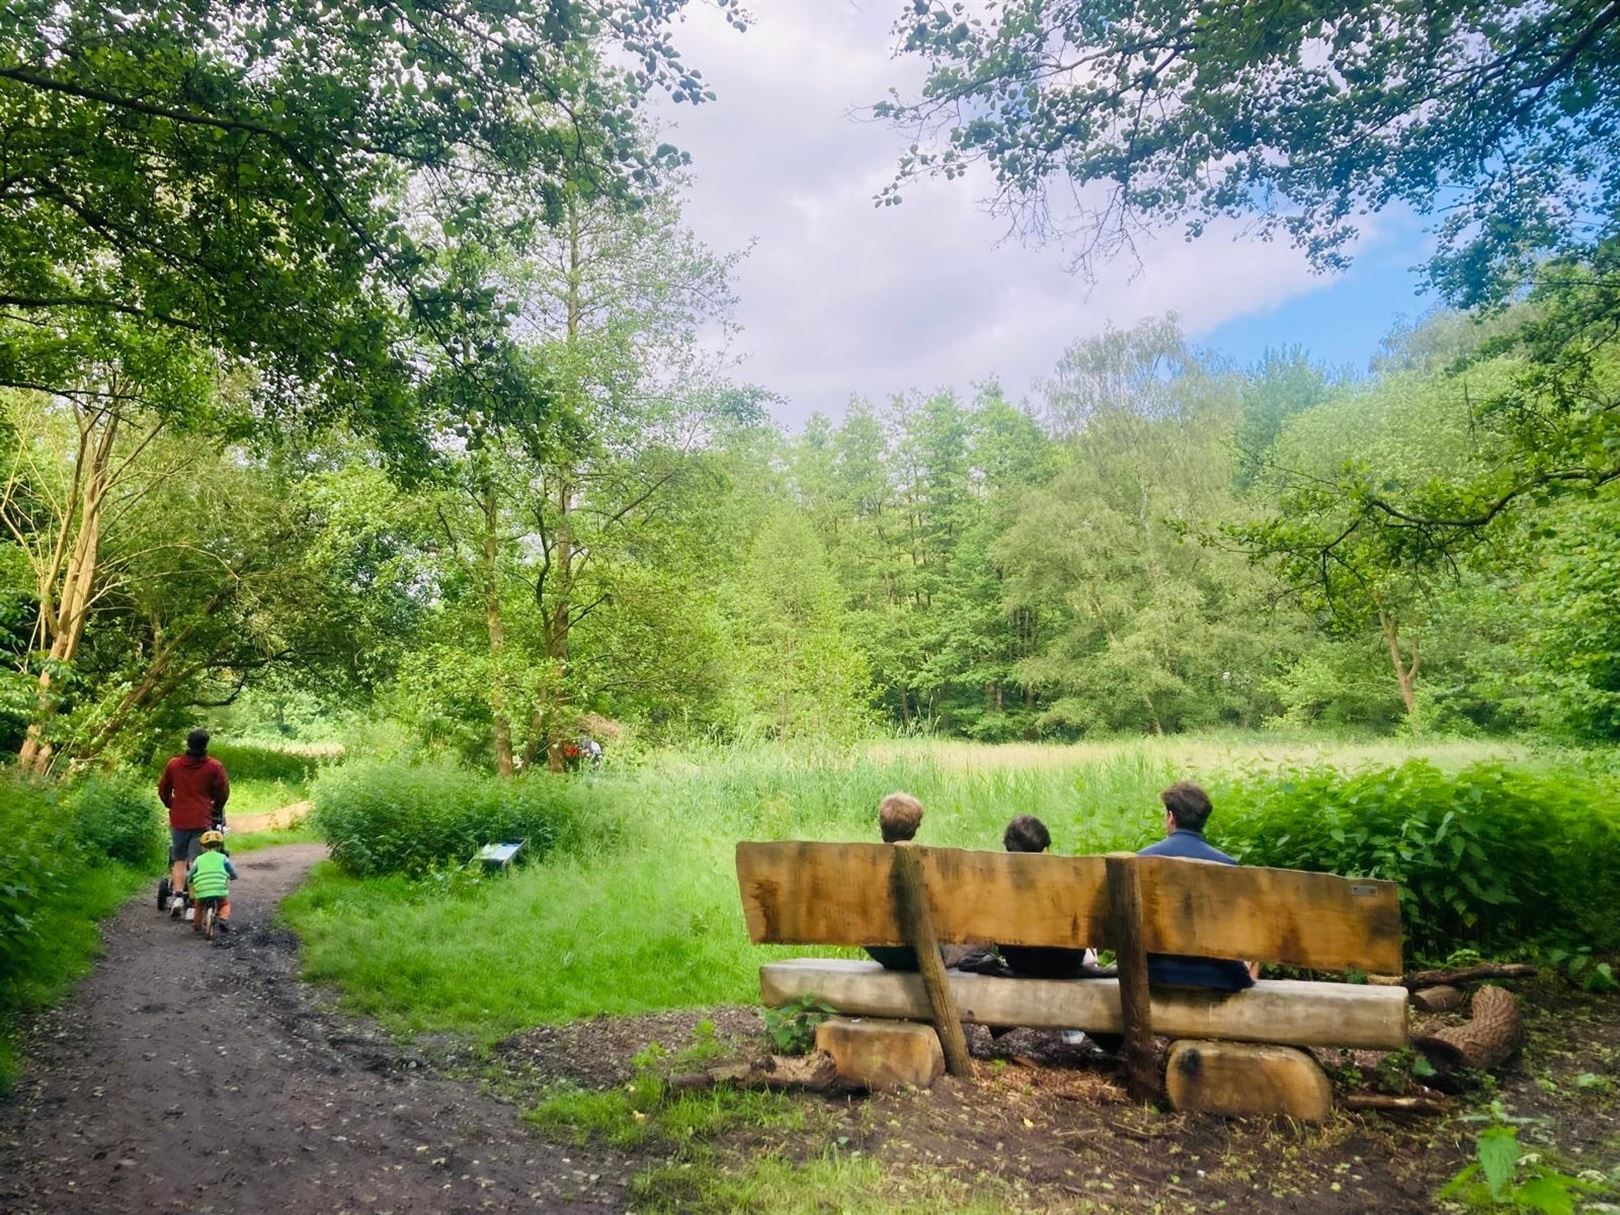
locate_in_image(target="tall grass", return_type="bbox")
[284,734,1555,1042]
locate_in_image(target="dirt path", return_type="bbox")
[227,801,311,834]
[0,845,624,1215]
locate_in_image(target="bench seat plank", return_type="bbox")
[760,959,1409,1051]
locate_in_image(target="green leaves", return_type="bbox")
[1476,1126,1520,1202]
[0,0,718,463]
[1440,1116,1614,1214]
[881,0,1619,308]
[1217,759,1620,960]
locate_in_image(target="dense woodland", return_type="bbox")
[5,292,1617,767]
[2,0,1618,772]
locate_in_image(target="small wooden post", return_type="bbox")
[892,844,973,1079]
[1105,851,1160,1103]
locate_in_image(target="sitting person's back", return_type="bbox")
[1137,782,1255,991]
[864,792,929,972]
[997,815,1091,979]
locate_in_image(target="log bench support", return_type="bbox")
[1165,1040,1334,1122]
[815,1017,945,1090]
[1106,852,1159,1103]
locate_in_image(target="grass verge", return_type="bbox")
[628,1151,1061,1215]
[0,862,148,1090]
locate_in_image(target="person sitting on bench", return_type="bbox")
[1138,781,1257,990]
[864,792,934,972]
[996,815,1096,979]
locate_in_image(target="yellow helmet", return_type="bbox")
[200,829,225,848]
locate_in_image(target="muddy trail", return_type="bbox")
[0,845,622,1215]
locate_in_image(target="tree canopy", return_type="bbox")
[878,0,1620,307]
[0,0,736,462]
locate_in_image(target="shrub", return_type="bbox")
[2,771,163,977]
[1214,760,1620,961]
[202,741,330,784]
[1,768,158,1089]
[311,758,592,877]
[0,776,64,980]
[70,772,166,869]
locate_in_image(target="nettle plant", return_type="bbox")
[1440,1103,1615,1213]
[1215,761,1620,963]
[762,995,834,1056]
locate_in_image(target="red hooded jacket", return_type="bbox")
[158,753,230,830]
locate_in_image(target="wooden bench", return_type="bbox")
[735,841,1408,1118]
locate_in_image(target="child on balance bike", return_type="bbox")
[187,830,237,938]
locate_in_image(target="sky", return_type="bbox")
[650,0,1438,428]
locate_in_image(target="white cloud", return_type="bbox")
[654,0,1365,427]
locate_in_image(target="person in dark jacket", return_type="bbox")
[1137,781,1256,990]
[158,729,230,915]
[997,815,1093,979]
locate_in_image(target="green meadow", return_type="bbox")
[281,733,1541,1042]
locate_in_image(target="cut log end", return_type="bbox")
[1410,984,1465,1014]
[1165,1040,1334,1121]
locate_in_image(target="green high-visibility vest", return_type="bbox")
[191,850,230,899]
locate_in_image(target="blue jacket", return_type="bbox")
[1137,830,1255,991]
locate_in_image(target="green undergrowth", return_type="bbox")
[311,759,598,876]
[0,862,148,1089]
[283,736,1615,1041]
[1217,760,1620,957]
[1,769,161,1090]
[167,739,332,785]
[527,1082,806,1150]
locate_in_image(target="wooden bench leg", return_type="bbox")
[1105,852,1161,1104]
[1165,1040,1333,1121]
[893,845,973,1078]
[815,1017,945,1090]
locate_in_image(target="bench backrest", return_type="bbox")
[735,841,1402,974]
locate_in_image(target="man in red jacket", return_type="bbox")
[158,728,230,914]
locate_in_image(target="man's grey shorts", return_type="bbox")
[170,828,207,865]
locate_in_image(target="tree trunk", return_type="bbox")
[18,408,120,773]
[1378,608,1420,724]
[540,202,585,773]
[479,478,515,778]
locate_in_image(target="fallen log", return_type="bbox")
[667,1051,838,1094]
[1343,1093,1450,1115]
[1410,985,1465,1013]
[1414,985,1524,1086]
[1402,963,1537,991]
